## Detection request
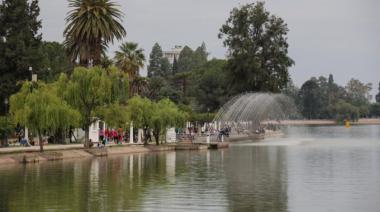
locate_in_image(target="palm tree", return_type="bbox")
[64,0,126,66]
[130,77,150,97]
[114,42,145,81]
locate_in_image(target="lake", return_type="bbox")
[0,125,379,212]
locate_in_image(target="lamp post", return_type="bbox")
[4,98,9,147]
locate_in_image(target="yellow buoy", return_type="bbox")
[345,120,350,128]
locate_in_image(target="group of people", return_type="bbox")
[99,128,128,146]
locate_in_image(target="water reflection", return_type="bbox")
[0,125,379,211]
[225,146,288,212]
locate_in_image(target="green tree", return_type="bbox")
[126,96,153,145]
[114,42,145,83]
[370,103,380,117]
[96,102,129,128]
[0,116,14,147]
[148,77,182,103]
[0,0,44,114]
[100,55,114,69]
[130,76,150,97]
[151,99,186,145]
[172,56,178,74]
[330,100,360,122]
[190,59,229,112]
[177,46,195,72]
[219,1,294,94]
[193,42,208,69]
[64,0,126,66]
[375,82,380,103]
[159,57,172,77]
[9,82,79,151]
[147,43,163,77]
[345,78,371,106]
[58,66,128,148]
[40,41,72,82]
[299,79,322,119]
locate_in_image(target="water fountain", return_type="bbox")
[214,92,298,139]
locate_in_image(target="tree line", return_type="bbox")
[1,1,379,148]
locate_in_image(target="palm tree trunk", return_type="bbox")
[92,39,102,66]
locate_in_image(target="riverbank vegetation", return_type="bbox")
[1,1,379,147]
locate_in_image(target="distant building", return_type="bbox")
[163,45,183,64]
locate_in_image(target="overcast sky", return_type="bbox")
[39,0,380,92]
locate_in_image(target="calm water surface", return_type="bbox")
[0,125,379,212]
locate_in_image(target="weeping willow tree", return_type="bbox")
[150,98,187,145]
[9,82,80,151]
[125,96,187,145]
[57,66,129,148]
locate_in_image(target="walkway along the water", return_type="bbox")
[0,140,229,165]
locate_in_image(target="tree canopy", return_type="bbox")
[0,0,44,114]
[64,0,126,66]
[219,1,294,94]
[9,81,79,151]
[57,66,129,147]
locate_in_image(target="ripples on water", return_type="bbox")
[0,125,379,212]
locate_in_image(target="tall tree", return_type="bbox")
[190,59,229,112]
[345,78,371,106]
[40,41,72,82]
[219,1,294,94]
[299,79,322,119]
[10,82,79,151]
[114,42,145,82]
[177,46,195,72]
[0,0,44,114]
[172,56,178,74]
[147,43,163,77]
[376,82,380,103]
[193,42,208,69]
[63,0,126,66]
[58,66,128,148]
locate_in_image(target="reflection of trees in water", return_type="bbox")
[0,153,175,212]
[225,146,288,212]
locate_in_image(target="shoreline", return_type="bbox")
[279,118,380,125]
[0,144,177,166]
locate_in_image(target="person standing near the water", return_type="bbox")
[99,127,104,143]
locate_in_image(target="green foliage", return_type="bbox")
[9,82,79,150]
[176,44,207,73]
[345,78,372,106]
[376,82,380,103]
[64,0,126,66]
[0,116,14,140]
[96,102,129,128]
[126,96,153,130]
[370,103,380,117]
[177,46,195,72]
[0,0,44,114]
[190,59,229,112]
[188,112,215,123]
[150,98,187,145]
[299,79,322,119]
[100,55,114,69]
[219,1,294,94]
[114,42,145,83]
[58,66,128,147]
[148,43,163,77]
[125,96,187,145]
[330,100,359,122]
[40,41,72,82]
